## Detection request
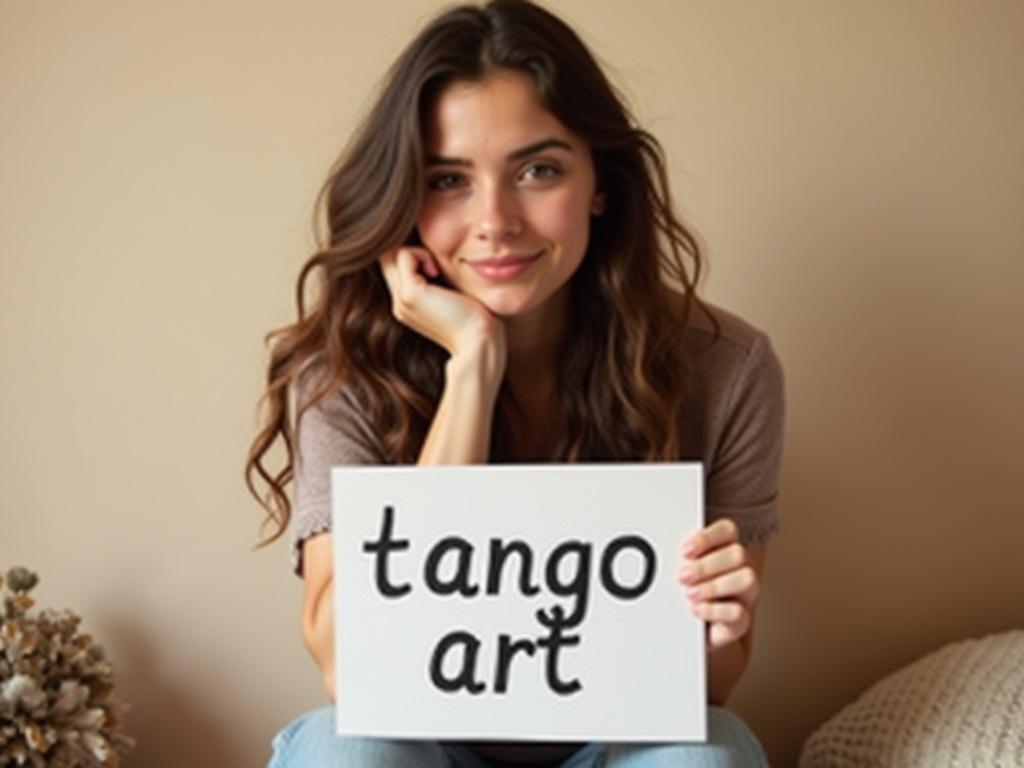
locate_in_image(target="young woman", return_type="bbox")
[247,1,784,765]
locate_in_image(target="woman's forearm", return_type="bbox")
[707,634,753,705]
[418,350,503,465]
[306,346,505,701]
[300,533,337,700]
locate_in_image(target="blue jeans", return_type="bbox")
[268,707,769,767]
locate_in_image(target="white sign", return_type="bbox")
[331,463,705,742]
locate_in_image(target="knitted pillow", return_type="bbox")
[800,630,1024,767]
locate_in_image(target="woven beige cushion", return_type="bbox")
[800,630,1024,767]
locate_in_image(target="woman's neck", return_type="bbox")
[499,286,569,458]
[503,284,569,377]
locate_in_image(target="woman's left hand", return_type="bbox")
[678,518,760,652]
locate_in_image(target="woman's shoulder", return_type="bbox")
[682,301,780,377]
[677,299,784,445]
[293,362,385,462]
[679,302,785,546]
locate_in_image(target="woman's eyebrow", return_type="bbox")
[425,137,573,167]
[507,138,572,161]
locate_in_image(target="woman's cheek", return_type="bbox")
[534,188,593,259]
[416,206,465,270]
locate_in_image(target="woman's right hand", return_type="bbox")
[379,246,507,378]
[382,246,506,464]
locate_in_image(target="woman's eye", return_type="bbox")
[427,173,465,192]
[519,162,562,183]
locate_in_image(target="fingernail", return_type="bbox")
[686,586,702,600]
[678,566,695,584]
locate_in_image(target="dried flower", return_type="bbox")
[5,569,38,595]
[1,567,134,767]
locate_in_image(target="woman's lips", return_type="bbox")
[465,250,544,281]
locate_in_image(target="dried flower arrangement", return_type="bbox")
[1,567,134,767]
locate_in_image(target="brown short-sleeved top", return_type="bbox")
[289,304,785,576]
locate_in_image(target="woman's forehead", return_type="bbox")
[423,71,579,158]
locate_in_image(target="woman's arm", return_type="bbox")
[384,243,507,466]
[300,246,506,700]
[418,348,505,465]
[680,519,768,705]
[299,352,503,699]
[300,534,337,699]
[705,545,766,705]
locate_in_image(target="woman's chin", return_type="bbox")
[476,291,540,319]
[469,281,569,322]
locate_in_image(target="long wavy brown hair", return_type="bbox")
[246,0,717,545]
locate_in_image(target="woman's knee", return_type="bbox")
[706,706,768,764]
[601,707,768,767]
[268,707,451,768]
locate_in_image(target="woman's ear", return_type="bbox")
[590,191,606,216]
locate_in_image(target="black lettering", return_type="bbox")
[425,537,479,597]
[429,630,486,694]
[361,505,411,598]
[535,606,582,695]
[486,539,540,596]
[494,634,537,694]
[600,535,656,599]
[545,540,590,626]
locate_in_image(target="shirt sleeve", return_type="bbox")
[705,331,786,547]
[291,385,385,576]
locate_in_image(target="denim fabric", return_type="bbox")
[267,706,769,767]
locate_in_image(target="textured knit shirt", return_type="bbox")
[289,304,784,576]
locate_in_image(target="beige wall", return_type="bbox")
[2,1,1022,765]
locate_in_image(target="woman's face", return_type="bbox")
[416,69,603,320]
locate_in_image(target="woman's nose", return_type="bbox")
[473,182,523,243]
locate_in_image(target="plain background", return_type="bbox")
[2,1,1022,765]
